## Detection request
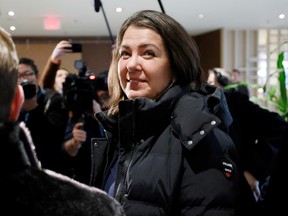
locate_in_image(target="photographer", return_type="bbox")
[40,40,109,184]
[62,68,109,185]
[17,57,68,174]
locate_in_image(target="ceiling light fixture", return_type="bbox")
[279,14,285,19]
[8,11,15,16]
[198,14,204,19]
[115,7,122,13]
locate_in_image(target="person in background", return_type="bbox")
[62,70,109,185]
[39,40,109,184]
[0,26,125,216]
[231,68,250,97]
[17,56,68,174]
[43,67,68,94]
[208,67,288,213]
[92,10,244,215]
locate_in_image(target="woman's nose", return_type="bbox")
[126,55,141,72]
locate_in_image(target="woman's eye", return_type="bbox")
[144,50,155,57]
[120,51,130,57]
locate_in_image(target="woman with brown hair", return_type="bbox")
[93,10,241,215]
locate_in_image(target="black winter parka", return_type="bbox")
[93,84,241,216]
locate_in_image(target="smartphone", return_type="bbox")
[71,43,82,52]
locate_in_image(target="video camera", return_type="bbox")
[62,60,97,117]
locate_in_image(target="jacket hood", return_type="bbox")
[171,84,233,150]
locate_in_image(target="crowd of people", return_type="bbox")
[1,9,287,216]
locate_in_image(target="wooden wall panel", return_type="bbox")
[15,42,81,81]
[194,29,221,78]
[13,37,112,79]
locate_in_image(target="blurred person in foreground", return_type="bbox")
[0,26,125,216]
[92,10,244,215]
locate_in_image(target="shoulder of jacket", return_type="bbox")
[171,91,222,150]
[19,122,42,168]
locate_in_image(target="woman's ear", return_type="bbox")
[8,85,24,121]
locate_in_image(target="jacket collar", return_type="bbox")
[0,121,41,172]
[117,85,190,140]
[99,84,232,149]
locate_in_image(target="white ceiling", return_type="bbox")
[1,0,287,40]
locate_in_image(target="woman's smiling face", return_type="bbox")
[118,26,174,100]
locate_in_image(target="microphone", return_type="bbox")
[158,0,166,14]
[94,0,102,12]
[93,0,115,44]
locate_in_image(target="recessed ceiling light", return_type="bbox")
[8,11,15,16]
[10,26,16,31]
[198,14,204,19]
[116,7,122,13]
[279,14,285,19]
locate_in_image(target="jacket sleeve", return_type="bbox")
[40,58,61,90]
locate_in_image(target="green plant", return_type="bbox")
[268,51,288,121]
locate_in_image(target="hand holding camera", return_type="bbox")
[72,122,86,145]
[51,41,82,64]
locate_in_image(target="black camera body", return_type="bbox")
[62,60,97,117]
[71,43,82,53]
[20,80,37,99]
